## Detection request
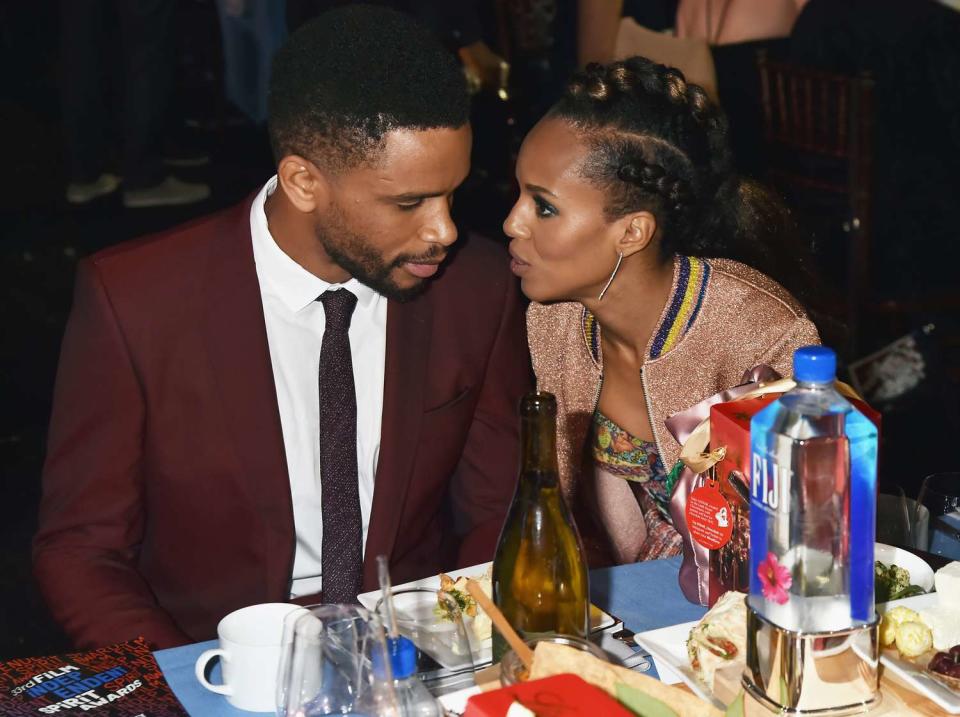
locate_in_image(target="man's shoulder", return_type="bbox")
[87,200,251,287]
[432,232,512,299]
[444,232,510,275]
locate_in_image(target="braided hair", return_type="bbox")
[550,57,795,271]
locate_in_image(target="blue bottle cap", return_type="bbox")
[793,345,836,383]
[377,635,417,680]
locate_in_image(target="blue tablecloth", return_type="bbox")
[155,556,705,716]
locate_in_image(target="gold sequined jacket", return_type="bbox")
[526,256,821,509]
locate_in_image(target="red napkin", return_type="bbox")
[464,674,634,716]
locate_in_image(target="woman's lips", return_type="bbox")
[404,261,441,278]
[509,253,530,276]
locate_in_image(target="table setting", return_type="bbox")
[164,352,960,716]
[151,555,703,716]
[141,545,956,716]
[7,348,960,716]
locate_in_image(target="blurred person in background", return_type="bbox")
[675,0,808,45]
[791,0,960,297]
[214,0,288,126]
[575,0,808,174]
[61,0,210,208]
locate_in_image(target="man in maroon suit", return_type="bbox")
[34,6,529,650]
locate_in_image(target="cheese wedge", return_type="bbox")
[934,561,960,600]
[918,603,960,652]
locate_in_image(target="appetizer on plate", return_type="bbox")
[880,562,960,699]
[880,606,933,657]
[685,590,747,692]
[437,569,493,642]
[875,560,926,602]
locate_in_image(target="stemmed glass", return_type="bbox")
[275,604,398,717]
[918,472,960,559]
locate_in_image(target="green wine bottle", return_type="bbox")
[491,390,589,662]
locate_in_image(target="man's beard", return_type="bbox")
[315,208,444,303]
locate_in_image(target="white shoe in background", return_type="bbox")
[66,173,120,205]
[122,176,210,209]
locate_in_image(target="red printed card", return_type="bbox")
[0,637,188,716]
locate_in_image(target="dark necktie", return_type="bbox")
[317,288,363,604]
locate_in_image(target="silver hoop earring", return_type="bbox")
[598,252,623,301]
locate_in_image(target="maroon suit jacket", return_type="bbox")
[33,197,530,650]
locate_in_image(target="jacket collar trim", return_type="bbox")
[581,255,711,365]
[649,255,710,359]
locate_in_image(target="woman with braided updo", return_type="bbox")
[505,56,820,565]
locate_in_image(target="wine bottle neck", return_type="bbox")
[520,412,559,478]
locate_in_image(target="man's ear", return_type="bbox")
[276,155,330,213]
[616,211,657,258]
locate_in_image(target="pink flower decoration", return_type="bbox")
[758,551,792,605]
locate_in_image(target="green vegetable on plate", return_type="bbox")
[874,561,926,603]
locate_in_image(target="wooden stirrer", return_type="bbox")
[465,579,534,670]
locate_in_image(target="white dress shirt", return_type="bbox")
[250,176,387,598]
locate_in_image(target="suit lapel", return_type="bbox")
[362,294,433,589]
[201,198,294,600]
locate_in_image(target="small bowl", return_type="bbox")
[500,634,609,686]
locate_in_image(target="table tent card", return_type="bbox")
[0,637,188,717]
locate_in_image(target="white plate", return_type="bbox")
[358,561,618,669]
[633,620,726,710]
[875,543,935,592]
[878,592,960,714]
[358,562,493,612]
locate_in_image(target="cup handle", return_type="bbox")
[195,648,232,696]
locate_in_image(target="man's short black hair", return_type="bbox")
[268,4,470,170]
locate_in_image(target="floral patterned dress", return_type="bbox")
[591,411,683,561]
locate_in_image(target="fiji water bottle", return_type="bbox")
[749,346,877,633]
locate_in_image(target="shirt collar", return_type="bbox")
[250,176,381,313]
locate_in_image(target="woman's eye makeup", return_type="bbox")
[533,194,558,218]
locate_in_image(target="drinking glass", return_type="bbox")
[375,588,476,674]
[919,472,960,559]
[275,605,397,717]
[875,493,929,550]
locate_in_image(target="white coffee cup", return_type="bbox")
[195,603,303,712]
